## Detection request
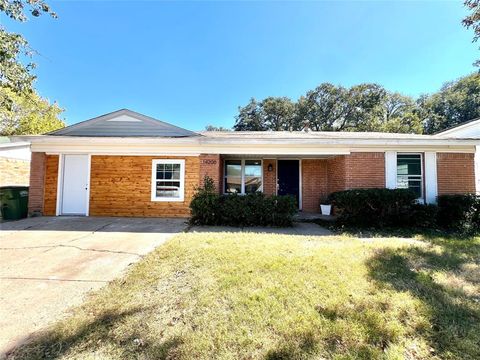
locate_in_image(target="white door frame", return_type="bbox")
[56,154,91,216]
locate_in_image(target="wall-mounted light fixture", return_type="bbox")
[268,163,273,172]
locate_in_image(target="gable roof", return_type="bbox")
[434,118,480,138]
[49,109,200,137]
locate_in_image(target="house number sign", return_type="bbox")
[201,159,217,165]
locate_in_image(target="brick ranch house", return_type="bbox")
[21,109,479,218]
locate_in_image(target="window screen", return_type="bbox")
[152,160,185,201]
[397,154,422,198]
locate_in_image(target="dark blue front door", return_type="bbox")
[277,160,299,207]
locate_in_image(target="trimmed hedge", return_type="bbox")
[329,189,479,233]
[437,194,480,233]
[328,188,419,227]
[190,177,297,227]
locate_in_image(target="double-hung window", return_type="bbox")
[151,159,185,201]
[397,154,423,199]
[224,160,262,194]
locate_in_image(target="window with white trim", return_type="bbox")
[151,159,185,201]
[397,154,423,198]
[224,159,262,194]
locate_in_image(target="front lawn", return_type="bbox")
[10,231,480,359]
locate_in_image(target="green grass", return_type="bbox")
[9,231,480,360]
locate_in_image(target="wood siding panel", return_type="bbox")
[89,156,199,217]
[43,155,59,216]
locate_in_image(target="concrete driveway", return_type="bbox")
[0,216,187,356]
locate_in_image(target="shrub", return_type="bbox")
[268,195,298,226]
[407,203,439,229]
[190,176,298,227]
[329,188,480,232]
[437,194,480,234]
[328,188,418,227]
[189,176,221,226]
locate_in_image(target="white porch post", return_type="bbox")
[385,151,397,189]
[474,146,479,194]
[424,152,438,204]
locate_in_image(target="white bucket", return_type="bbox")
[320,204,332,216]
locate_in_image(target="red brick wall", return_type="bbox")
[327,156,346,194]
[344,152,385,189]
[199,154,222,194]
[27,152,46,216]
[437,153,476,195]
[277,153,385,213]
[263,159,277,195]
[302,159,328,212]
[31,151,477,218]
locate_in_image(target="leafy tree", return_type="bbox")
[375,93,423,134]
[234,84,423,133]
[233,98,265,131]
[421,72,480,134]
[338,84,387,131]
[296,83,347,131]
[234,97,298,131]
[261,97,297,131]
[297,83,388,132]
[463,0,480,66]
[204,125,231,131]
[0,30,35,105]
[0,0,56,20]
[0,86,65,135]
[0,0,56,107]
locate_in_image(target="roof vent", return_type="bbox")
[106,115,142,122]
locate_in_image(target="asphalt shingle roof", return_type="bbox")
[49,109,199,137]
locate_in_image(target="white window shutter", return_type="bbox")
[424,152,438,204]
[385,151,397,189]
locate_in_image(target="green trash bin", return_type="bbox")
[0,186,29,220]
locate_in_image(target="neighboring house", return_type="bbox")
[19,109,479,218]
[434,118,480,194]
[0,138,31,187]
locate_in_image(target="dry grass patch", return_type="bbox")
[8,232,480,360]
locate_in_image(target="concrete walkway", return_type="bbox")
[0,216,187,357]
[189,221,333,236]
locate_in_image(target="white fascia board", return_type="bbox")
[349,145,476,153]
[33,144,475,155]
[29,136,478,155]
[32,136,480,146]
[38,144,352,156]
[435,118,480,137]
[0,142,31,149]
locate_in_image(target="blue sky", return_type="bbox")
[2,1,478,130]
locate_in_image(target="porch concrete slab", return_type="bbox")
[189,222,333,236]
[0,216,187,357]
